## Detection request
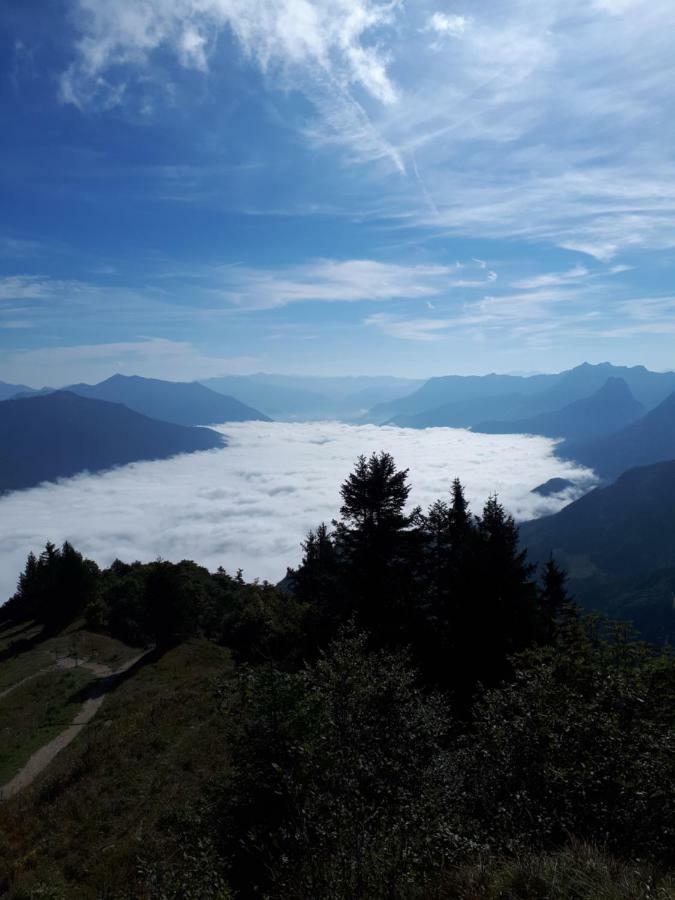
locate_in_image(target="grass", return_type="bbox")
[0,627,672,899]
[0,638,233,899]
[0,620,140,695]
[438,844,675,899]
[0,622,51,694]
[0,667,95,784]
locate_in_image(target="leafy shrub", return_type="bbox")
[219,629,469,898]
[457,618,675,862]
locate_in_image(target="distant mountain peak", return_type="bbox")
[62,373,270,426]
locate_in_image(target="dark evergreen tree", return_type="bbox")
[468,494,538,688]
[289,523,341,643]
[332,452,419,637]
[7,541,99,630]
[538,555,571,642]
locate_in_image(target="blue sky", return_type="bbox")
[1,0,675,386]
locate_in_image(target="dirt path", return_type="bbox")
[0,651,148,801]
[0,653,120,703]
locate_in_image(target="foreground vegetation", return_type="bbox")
[0,452,673,898]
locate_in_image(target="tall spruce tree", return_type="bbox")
[538,555,571,642]
[290,523,341,643]
[333,452,419,637]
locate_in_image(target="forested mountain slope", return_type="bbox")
[0,391,225,493]
[560,390,675,479]
[521,459,675,640]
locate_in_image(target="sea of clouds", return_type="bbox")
[0,421,595,601]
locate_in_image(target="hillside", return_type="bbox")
[0,391,225,493]
[0,620,233,897]
[66,374,269,426]
[475,377,644,440]
[561,390,675,478]
[0,456,672,897]
[520,459,675,640]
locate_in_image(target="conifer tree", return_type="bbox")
[538,555,571,642]
[290,523,341,642]
[334,452,418,636]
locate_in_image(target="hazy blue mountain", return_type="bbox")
[366,371,558,425]
[475,378,644,440]
[66,374,269,426]
[561,390,675,479]
[202,376,328,420]
[202,374,422,421]
[392,390,573,429]
[370,363,675,429]
[0,380,32,401]
[0,391,225,493]
[518,362,675,413]
[520,459,675,642]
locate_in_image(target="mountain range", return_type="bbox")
[559,391,675,479]
[202,374,422,421]
[0,380,32,402]
[0,391,225,493]
[476,377,645,441]
[48,374,270,426]
[521,459,675,642]
[372,363,675,430]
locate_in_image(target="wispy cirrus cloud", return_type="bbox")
[60,0,406,171]
[61,0,400,105]
[364,312,453,341]
[186,258,498,309]
[0,275,98,301]
[59,1,675,258]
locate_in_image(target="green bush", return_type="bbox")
[219,629,469,898]
[456,618,675,862]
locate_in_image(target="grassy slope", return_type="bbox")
[0,667,95,784]
[0,620,140,695]
[0,624,672,899]
[0,634,232,899]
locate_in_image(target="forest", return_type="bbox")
[1,452,673,899]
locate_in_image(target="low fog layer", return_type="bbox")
[0,422,594,601]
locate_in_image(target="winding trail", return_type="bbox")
[0,652,148,801]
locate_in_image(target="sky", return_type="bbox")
[1,0,675,386]
[0,420,594,599]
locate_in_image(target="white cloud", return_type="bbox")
[512,266,589,290]
[193,257,502,309]
[364,312,452,341]
[58,2,675,256]
[426,12,469,38]
[213,258,459,308]
[62,0,400,106]
[62,0,405,170]
[0,420,594,601]
[0,275,92,301]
